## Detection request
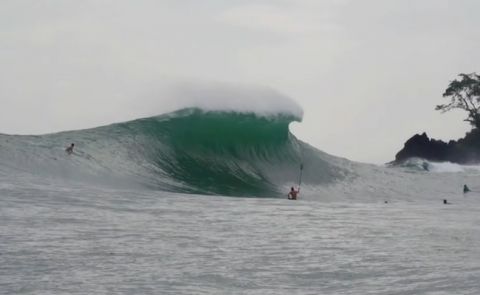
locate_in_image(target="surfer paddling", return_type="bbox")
[288,187,300,200]
[65,143,74,155]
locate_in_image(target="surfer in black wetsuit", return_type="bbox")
[288,187,299,200]
[65,143,74,155]
[463,184,470,194]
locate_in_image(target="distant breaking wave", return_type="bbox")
[395,157,480,173]
[0,108,346,197]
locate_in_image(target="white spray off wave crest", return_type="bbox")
[164,81,304,119]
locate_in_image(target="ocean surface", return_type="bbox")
[2,108,480,294]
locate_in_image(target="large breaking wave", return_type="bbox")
[0,108,346,197]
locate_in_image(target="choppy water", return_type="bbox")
[2,177,480,294]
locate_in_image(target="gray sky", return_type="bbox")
[1,0,480,163]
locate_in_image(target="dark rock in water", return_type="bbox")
[394,128,480,164]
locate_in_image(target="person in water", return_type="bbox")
[463,184,470,193]
[288,187,299,200]
[65,143,74,155]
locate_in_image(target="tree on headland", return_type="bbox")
[395,72,480,164]
[436,73,480,128]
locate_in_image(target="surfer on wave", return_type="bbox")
[65,143,74,155]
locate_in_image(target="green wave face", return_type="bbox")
[119,109,303,196]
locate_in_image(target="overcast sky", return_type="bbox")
[1,0,480,163]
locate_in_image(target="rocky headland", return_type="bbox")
[395,128,480,164]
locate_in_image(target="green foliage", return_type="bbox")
[436,73,480,128]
